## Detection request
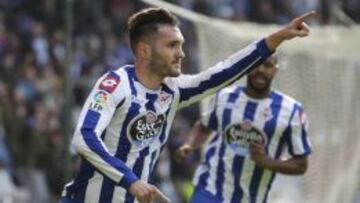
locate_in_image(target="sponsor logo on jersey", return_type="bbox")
[224,120,267,156]
[128,111,165,147]
[99,73,120,93]
[89,90,108,111]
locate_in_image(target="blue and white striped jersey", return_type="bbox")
[62,39,272,203]
[193,86,312,203]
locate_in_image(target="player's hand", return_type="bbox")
[249,140,268,167]
[129,180,170,203]
[265,11,316,50]
[153,186,171,203]
[281,11,316,40]
[175,144,194,163]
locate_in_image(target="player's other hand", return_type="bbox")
[249,140,268,166]
[175,144,194,163]
[129,180,170,203]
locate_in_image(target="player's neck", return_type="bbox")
[244,87,271,99]
[134,62,163,90]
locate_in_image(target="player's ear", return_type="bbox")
[137,41,151,59]
[274,65,279,73]
[271,66,278,78]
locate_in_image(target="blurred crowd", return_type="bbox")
[0,0,359,202]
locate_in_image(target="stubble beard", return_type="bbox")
[149,54,181,78]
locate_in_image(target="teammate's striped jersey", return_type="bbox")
[62,39,272,203]
[193,86,312,203]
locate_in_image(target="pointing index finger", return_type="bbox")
[295,11,316,23]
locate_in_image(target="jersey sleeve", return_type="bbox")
[200,94,219,131]
[283,104,312,157]
[175,39,272,109]
[71,71,138,189]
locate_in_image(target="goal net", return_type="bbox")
[143,1,360,203]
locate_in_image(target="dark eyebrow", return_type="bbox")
[169,39,185,45]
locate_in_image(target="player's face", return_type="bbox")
[148,25,185,78]
[247,56,278,92]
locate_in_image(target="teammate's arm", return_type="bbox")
[175,121,212,162]
[176,94,218,161]
[249,141,308,175]
[250,103,311,175]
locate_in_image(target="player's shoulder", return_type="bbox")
[272,90,304,109]
[95,65,131,96]
[109,65,132,80]
[221,85,239,93]
[163,77,177,87]
[205,85,243,105]
[163,76,186,92]
[218,85,244,97]
[163,74,190,87]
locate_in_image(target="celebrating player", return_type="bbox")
[61,7,315,203]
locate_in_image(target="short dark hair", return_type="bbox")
[127,7,179,53]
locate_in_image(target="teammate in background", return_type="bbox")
[61,6,315,203]
[175,55,312,203]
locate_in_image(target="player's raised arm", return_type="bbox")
[265,11,316,51]
[175,11,316,109]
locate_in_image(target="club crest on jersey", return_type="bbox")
[128,111,165,147]
[89,90,108,111]
[159,91,172,106]
[299,110,308,130]
[224,120,267,156]
[261,107,273,122]
[99,72,120,93]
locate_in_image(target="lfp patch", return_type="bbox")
[93,91,108,105]
[99,72,120,93]
[89,90,108,112]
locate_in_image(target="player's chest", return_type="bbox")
[126,90,174,114]
[216,99,290,156]
[216,99,289,136]
[120,91,175,147]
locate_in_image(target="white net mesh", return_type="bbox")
[143,1,360,202]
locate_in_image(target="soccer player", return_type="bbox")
[175,55,312,203]
[61,7,315,203]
